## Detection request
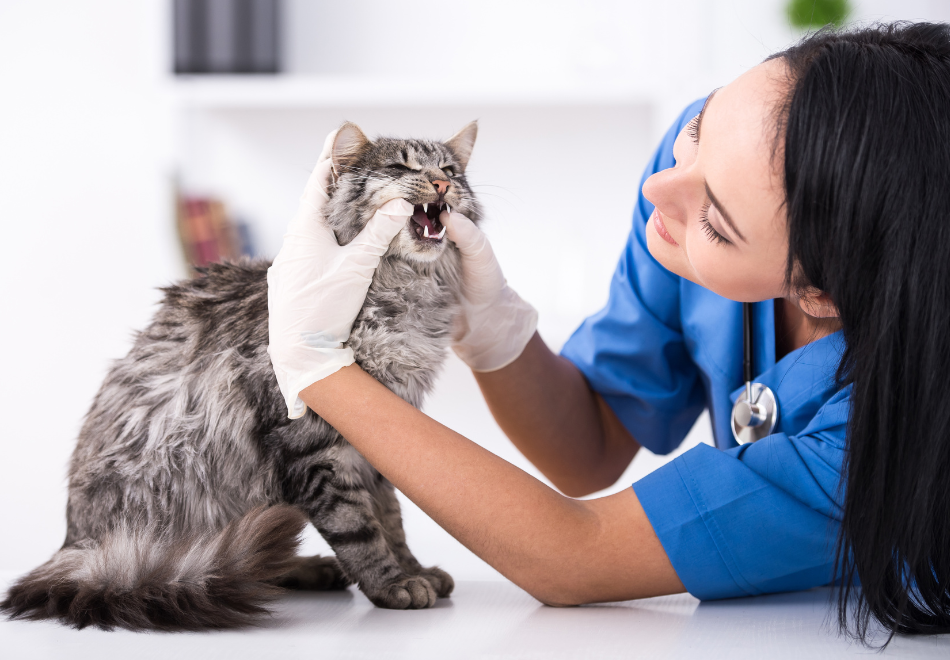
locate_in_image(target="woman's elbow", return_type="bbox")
[518,575,594,608]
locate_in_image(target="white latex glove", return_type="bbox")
[268,133,412,419]
[442,210,538,372]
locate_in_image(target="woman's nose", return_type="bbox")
[642,168,698,223]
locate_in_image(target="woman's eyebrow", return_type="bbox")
[705,181,747,243]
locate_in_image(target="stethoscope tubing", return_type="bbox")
[731,302,780,444]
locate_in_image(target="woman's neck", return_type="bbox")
[774,297,842,361]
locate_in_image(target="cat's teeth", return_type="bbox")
[422,203,428,213]
[437,226,446,239]
[424,225,430,238]
[445,204,451,214]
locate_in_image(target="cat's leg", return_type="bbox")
[282,441,439,609]
[273,554,351,591]
[371,476,454,598]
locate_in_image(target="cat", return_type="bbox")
[1,120,482,631]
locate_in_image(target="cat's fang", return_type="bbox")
[437,227,446,239]
[445,204,451,214]
[424,225,430,238]
[422,203,428,213]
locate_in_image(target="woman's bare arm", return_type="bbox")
[473,332,641,497]
[300,365,684,605]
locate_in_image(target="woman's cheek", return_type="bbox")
[684,233,747,298]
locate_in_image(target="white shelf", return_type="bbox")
[168,74,656,109]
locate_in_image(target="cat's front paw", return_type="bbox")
[417,566,454,598]
[365,575,437,609]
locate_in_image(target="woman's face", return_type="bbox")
[643,59,791,303]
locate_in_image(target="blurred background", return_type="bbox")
[1,0,947,580]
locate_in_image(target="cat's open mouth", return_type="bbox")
[411,203,448,243]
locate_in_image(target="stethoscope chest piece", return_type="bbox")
[731,382,779,444]
[731,301,780,445]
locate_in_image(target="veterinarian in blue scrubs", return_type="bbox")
[268,24,950,638]
[558,93,849,599]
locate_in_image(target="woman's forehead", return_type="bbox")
[702,60,788,237]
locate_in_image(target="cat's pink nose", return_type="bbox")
[432,180,450,195]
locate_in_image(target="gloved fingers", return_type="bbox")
[300,157,335,211]
[442,210,490,259]
[346,198,413,257]
[442,210,507,295]
[376,197,414,216]
[281,199,341,256]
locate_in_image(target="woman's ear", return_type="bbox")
[798,287,840,319]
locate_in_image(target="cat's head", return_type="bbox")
[323,121,482,263]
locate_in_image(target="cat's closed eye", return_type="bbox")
[388,163,417,172]
[441,166,455,177]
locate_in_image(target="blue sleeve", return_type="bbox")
[560,98,709,455]
[633,388,850,599]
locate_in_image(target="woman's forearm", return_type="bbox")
[300,365,682,604]
[472,332,641,497]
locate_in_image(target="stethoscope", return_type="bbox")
[731,302,779,444]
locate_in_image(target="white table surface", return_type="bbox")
[2,573,948,659]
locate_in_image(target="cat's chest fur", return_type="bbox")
[345,250,463,409]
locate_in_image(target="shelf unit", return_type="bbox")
[167,74,657,109]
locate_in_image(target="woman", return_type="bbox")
[268,23,950,640]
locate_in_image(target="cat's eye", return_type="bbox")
[389,163,413,171]
[441,166,455,177]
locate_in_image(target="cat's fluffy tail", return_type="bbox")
[0,505,307,631]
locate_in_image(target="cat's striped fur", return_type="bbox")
[1,121,482,630]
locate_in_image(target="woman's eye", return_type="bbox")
[442,166,455,177]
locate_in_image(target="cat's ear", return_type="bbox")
[331,122,371,175]
[445,121,478,172]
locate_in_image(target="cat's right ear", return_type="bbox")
[331,122,371,178]
[445,120,478,172]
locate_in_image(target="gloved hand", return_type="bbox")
[268,131,412,419]
[441,210,538,372]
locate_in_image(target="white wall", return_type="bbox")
[2,0,949,579]
[0,0,178,570]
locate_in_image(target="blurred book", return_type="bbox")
[176,191,257,274]
[174,0,281,74]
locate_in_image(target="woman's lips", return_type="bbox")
[652,209,679,246]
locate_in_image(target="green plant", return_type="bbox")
[786,0,851,29]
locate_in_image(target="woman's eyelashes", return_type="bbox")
[699,201,730,245]
[686,115,701,144]
[686,116,727,245]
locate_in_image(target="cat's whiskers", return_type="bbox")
[342,166,401,183]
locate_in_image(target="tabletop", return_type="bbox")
[2,573,949,659]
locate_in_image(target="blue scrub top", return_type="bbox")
[560,97,851,600]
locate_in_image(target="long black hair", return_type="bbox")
[776,22,950,640]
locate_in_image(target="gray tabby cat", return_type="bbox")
[1,121,481,631]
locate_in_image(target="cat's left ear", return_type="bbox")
[445,121,478,172]
[331,121,371,178]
